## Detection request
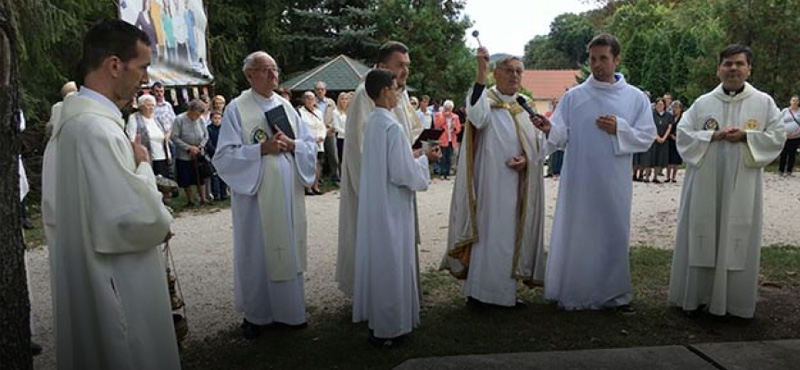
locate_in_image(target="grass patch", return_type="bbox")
[180,246,800,370]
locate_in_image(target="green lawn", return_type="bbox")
[180,246,800,370]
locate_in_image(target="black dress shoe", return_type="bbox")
[616,304,636,315]
[514,299,527,309]
[31,341,43,356]
[241,319,264,340]
[275,322,308,330]
[22,219,34,230]
[305,189,314,196]
[312,188,323,195]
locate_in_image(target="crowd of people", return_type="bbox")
[26,17,798,369]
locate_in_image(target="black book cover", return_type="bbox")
[265,105,296,140]
[412,128,444,149]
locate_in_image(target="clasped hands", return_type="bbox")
[260,128,295,155]
[711,127,747,143]
[506,154,527,172]
[414,145,443,163]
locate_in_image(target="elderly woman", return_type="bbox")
[299,90,327,195]
[779,95,800,176]
[433,99,462,180]
[172,99,210,206]
[666,100,684,182]
[126,94,174,202]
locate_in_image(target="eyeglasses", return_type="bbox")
[498,66,524,75]
[249,66,281,74]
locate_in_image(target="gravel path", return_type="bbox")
[29,171,800,369]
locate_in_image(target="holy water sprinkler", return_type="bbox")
[471,30,482,47]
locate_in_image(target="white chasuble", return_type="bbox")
[213,89,316,325]
[53,92,179,370]
[440,86,547,306]
[352,108,430,338]
[337,83,422,296]
[544,74,656,310]
[669,83,784,318]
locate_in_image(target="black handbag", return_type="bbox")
[195,154,214,179]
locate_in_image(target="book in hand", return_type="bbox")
[265,105,296,140]
[412,128,444,149]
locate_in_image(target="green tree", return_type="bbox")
[523,35,573,69]
[549,13,596,67]
[641,32,672,96]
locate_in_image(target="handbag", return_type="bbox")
[195,154,214,179]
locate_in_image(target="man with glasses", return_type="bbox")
[441,48,548,310]
[314,81,340,183]
[213,51,318,339]
[543,34,656,314]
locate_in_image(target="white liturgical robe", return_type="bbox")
[213,89,317,325]
[337,83,422,296]
[352,108,430,338]
[544,74,656,310]
[668,83,784,318]
[440,85,547,306]
[52,90,180,370]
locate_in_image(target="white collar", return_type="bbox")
[78,86,122,118]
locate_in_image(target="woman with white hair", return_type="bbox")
[126,93,174,203]
[299,90,327,194]
[433,99,462,180]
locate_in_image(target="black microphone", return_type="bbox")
[516,96,537,117]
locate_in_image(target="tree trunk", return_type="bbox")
[0,1,34,369]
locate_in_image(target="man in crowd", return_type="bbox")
[668,45,785,319]
[543,34,656,314]
[152,81,176,161]
[441,47,547,309]
[315,81,340,183]
[50,19,180,369]
[213,51,318,339]
[337,41,423,296]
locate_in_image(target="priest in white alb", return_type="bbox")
[352,69,440,347]
[213,51,317,339]
[544,34,656,313]
[668,45,785,318]
[337,41,423,296]
[440,48,547,308]
[51,20,180,370]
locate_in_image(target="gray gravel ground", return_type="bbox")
[29,171,800,369]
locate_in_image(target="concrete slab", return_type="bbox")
[690,340,800,370]
[393,345,719,370]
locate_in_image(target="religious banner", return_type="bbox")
[119,0,213,86]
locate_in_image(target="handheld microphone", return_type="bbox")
[516,96,537,117]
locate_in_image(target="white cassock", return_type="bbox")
[52,89,180,370]
[213,89,317,325]
[43,100,66,246]
[668,83,784,318]
[544,74,656,310]
[337,83,422,296]
[440,85,547,306]
[353,108,430,338]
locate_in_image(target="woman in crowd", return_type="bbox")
[648,97,672,183]
[205,110,227,201]
[546,98,564,180]
[126,94,174,203]
[333,91,349,167]
[779,95,800,176]
[299,91,327,195]
[211,94,226,114]
[433,99,461,180]
[666,100,684,182]
[172,99,210,206]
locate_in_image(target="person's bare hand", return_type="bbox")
[163,230,175,243]
[426,145,442,162]
[711,129,728,142]
[476,46,490,85]
[596,115,617,135]
[188,146,200,155]
[413,148,422,159]
[531,114,551,135]
[724,128,747,142]
[272,129,294,152]
[656,137,665,144]
[260,135,283,155]
[132,134,150,165]
[506,155,527,172]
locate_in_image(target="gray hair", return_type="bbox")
[494,56,524,70]
[137,94,156,106]
[315,81,327,89]
[671,100,683,109]
[303,91,315,99]
[188,99,206,113]
[443,99,454,109]
[242,51,270,73]
[61,81,77,98]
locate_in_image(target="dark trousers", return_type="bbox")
[210,174,227,200]
[336,137,344,172]
[439,144,453,176]
[323,134,339,181]
[779,138,800,173]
